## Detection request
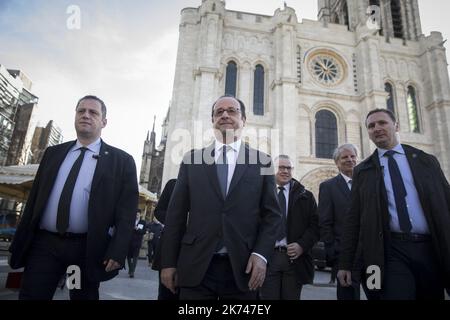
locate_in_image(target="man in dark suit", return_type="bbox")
[338,109,450,300]
[126,210,146,278]
[147,219,162,265]
[9,95,138,300]
[152,178,179,300]
[160,95,282,300]
[260,155,319,300]
[318,144,361,300]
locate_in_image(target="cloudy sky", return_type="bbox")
[1,0,449,174]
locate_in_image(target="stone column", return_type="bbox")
[272,8,299,159]
[240,62,252,112]
[399,0,409,41]
[395,82,408,132]
[354,32,385,158]
[162,9,200,183]
[419,33,450,178]
[382,0,394,41]
[404,0,416,40]
[296,104,311,157]
[346,119,362,155]
[411,0,422,37]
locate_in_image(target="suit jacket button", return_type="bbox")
[379,232,383,239]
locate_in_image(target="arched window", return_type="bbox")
[407,86,420,133]
[315,110,338,159]
[225,61,237,96]
[391,0,404,39]
[253,64,265,116]
[385,82,395,114]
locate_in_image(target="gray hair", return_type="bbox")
[332,144,358,163]
[274,154,293,165]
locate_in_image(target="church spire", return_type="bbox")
[150,115,156,146]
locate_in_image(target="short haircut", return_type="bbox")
[332,144,358,163]
[76,95,107,119]
[274,154,293,166]
[365,108,396,126]
[211,95,246,119]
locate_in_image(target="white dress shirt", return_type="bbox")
[214,139,241,195]
[40,138,101,233]
[340,173,352,190]
[377,144,429,234]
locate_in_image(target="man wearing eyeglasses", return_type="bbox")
[260,155,319,300]
[161,95,281,300]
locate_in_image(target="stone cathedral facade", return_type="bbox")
[161,0,450,196]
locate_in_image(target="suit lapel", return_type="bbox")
[46,141,77,183]
[403,145,428,211]
[227,142,249,198]
[203,143,224,200]
[33,141,76,222]
[288,180,298,212]
[336,174,351,200]
[90,140,110,193]
[370,150,390,227]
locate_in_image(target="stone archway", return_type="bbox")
[300,166,338,199]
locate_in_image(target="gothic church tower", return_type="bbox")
[162,0,450,194]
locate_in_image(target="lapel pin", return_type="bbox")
[412,153,417,158]
[104,151,109,155]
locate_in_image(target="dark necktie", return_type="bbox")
[384,150,412,233]
[216,145,229,199]
[215,145,229,252]
[348,179,352,190]
[277,186,287,240]
[56,147,88,234]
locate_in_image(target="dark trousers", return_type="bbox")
[359,267,382,300]
[335,248,360,300]
[179,254,258,300]
[147,241,153,263]
[330,264,337,283]
[381,238,444,300]
[337,276,360,300]
[147,240,158,264]
[260,250,303,300]
[126,247,140,276]
[158,271,179,300]
[19,230,99,300]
